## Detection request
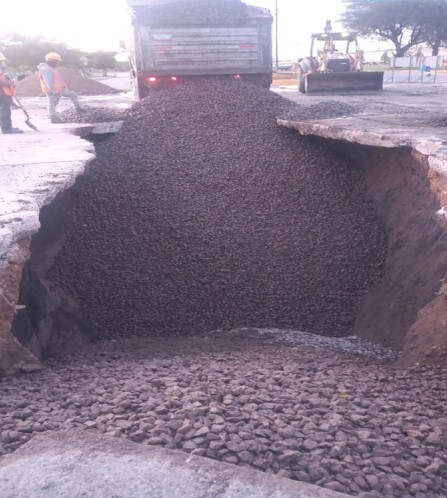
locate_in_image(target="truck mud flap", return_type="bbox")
[304,72,384,95]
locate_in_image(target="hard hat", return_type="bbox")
[0,52,7,62]
[45,52,62,62]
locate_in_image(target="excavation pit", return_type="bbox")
[1,81,447,497]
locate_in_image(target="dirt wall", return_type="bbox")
[10,177,97,362]
[326,141,447,363]
[0,241,41,376]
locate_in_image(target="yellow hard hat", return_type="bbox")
[45,52,62,62]
[0,52,7,62]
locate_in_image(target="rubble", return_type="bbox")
[0,330,446,497]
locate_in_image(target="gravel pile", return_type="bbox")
[59,107,127,123]
[252,328,399,361]
[284,101,365,122]
[133,0,250,22]
[15,68,116,97]
[50,79,386,340]
[0,331,446,498]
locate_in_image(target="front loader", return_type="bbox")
[298,21,384,95]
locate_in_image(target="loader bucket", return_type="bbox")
[303,71,384,95]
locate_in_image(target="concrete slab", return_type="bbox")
[0,430,349,498]
[0,93,131,260]
[0,94,131,375]
[275,83,447,175]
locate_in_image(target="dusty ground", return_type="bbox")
[0,330,445,498]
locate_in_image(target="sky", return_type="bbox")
[0,0,391,59]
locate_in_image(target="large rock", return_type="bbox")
[0,430,349,498]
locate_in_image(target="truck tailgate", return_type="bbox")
[145,27,261,70]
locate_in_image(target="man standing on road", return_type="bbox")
[0,52,23,134]
[38,52,84,123]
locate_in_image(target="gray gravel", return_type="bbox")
[283,102,366,121]
[59,106,127,123]
[0,330,446,497]
[50,79,386,342]
[250,328,399,361]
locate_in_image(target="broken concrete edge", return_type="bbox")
[0,126,102,375]
[0,158,94,374]
[70,120,124,138]
[278,116,447,225]
[277,117,447,162]
[278,117,447,365]
[0,430,350,498]
[0,156,94,260]
[0,240,41,376]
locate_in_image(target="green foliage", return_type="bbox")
[342,0,447,56]
[85,51,117,76]
[0,34,82,70]
[0,34,119,74]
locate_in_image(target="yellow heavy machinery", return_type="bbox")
[298,21,384,94]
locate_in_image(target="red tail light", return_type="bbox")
[171,76,177,81]
[146,76,157,83]
[233,74,241,79]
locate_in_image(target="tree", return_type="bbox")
[0,34,83,70]
[86,51,117,76]
[418,0,447,55]
[342,0,447,57]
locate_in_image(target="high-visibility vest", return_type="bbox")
[39,66,64,93]
[0,74,15,96]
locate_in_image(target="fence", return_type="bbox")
[386,55,444,83]
[362,50,446,84]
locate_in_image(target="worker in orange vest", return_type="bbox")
[0,52,23,134]
[38,52,84,123]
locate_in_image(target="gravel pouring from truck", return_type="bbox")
[126,0,273,99]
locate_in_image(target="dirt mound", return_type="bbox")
[15,68,116,97]
[48,79,386,341]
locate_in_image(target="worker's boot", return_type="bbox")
[2,127,24,134]
[50,116,64,123]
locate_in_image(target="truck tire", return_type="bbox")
[138,85,149,99]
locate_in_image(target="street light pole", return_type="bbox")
[275,0,279,71]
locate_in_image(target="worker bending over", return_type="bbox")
[38,52,84,123]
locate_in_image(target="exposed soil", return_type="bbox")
[0,331,446,498]
[324,144,447,355]
[15,68,117,97]
[45,80,387,344]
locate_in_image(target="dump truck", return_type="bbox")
[126,0,273,99]
[298,21,384,95]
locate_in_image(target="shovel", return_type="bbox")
[13,96,39,132]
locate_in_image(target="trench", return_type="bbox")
[8,81,447,366]
[10,132,447,365]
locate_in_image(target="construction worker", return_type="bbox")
[0,52,23,134]
[38,52,84,123]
